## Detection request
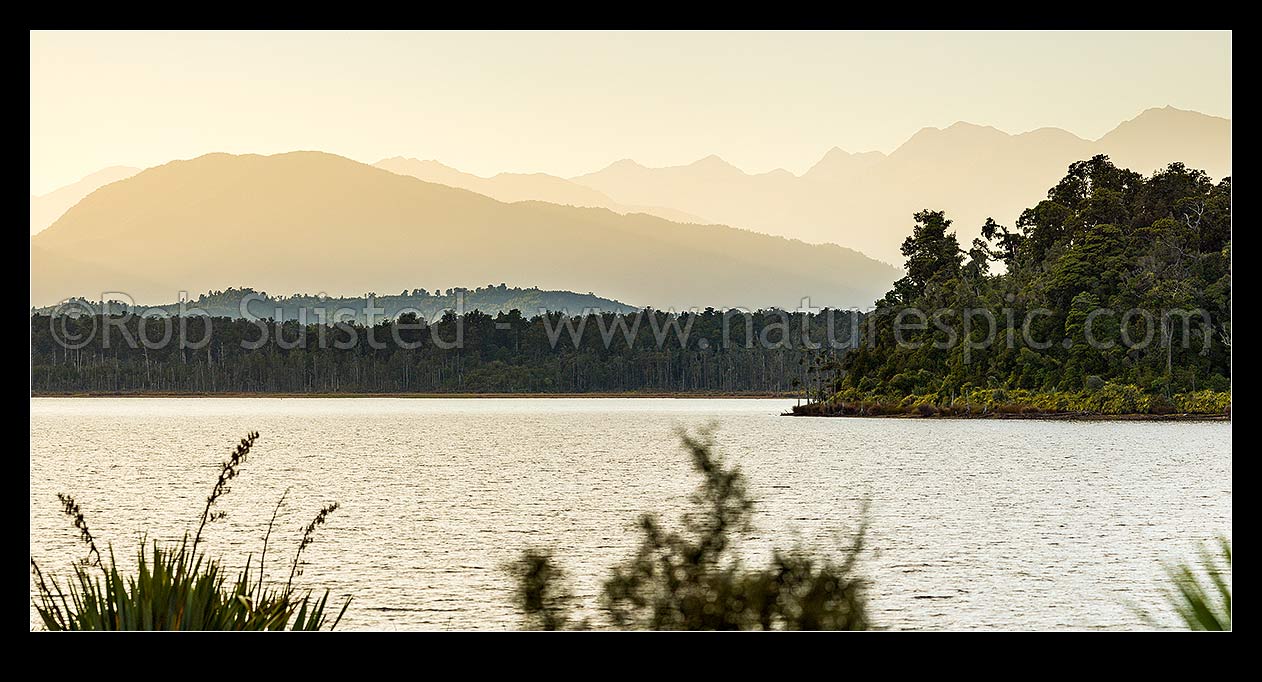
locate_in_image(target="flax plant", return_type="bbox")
[31,432,351,631]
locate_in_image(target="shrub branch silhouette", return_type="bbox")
[256,487,290,595]
[288,502,341,589]
[505,550,579,631]
[510,426,870,630]
[55,494,101,568]
[191,431,258,558]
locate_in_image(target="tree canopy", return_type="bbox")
[838,155,1230,406]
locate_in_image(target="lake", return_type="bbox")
[29,397,1232,630]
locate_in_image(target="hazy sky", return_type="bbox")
[30,30,1231,195]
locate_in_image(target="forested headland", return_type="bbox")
[796,155,1231,417]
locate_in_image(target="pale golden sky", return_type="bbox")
[30,30,1231,195]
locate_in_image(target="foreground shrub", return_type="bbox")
[1138,537,1232,631]
[31,432,350,631]
[510,428,868,630]
[30,541,346,631]
[504,550,577,631]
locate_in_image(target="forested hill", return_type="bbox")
[814,155,1231,416]
[33,285,638,323]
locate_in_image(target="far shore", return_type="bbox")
[29,392,1230,421]
[31,391,799,399]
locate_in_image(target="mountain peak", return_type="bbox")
[1096,105,1230,178]
[804,146,884,180]
[1141,104,1200,116]
[689,154,739,171]
[943,121,1012,139]
[894,121,1012,156]
[945,121,993,132]
[1014,126,1090,144]
[1113,105,1228,129]
[760,167,795,179]
[818,146,851,160]
[598,158,646,173]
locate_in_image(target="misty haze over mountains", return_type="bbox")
[29,106,1229,310]
[369,106,1229,264]
[373,157,709,226]
[30,152,899,310]
[569,106,1230,264]
[29,166,139,235]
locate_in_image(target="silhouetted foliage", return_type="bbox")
[509,428,868,630]
[505,550,581,631]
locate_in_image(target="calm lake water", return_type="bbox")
[30,397,1231,630]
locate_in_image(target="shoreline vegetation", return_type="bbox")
[789,405,1228,421]
[789,385,1230,420]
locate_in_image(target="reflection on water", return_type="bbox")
[30,397,1231,630]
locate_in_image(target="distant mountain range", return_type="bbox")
[29,106,1229,307]
[30,151,899,310]
[570,106,1230,264]
[373,157,708,225]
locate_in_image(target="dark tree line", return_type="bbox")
[32,308,859,396]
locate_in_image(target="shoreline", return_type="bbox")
[786,406,1229,422]
[29,392,1230,420]
[30,391,798,399]
[787,412,1228,422]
